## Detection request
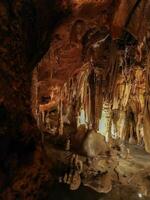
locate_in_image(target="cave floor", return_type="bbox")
[117,144,150,175]
[44,137,150,197]
[48,184,150,200]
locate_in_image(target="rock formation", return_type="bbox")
[0,0,150,199]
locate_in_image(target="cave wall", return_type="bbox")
[0,0,150,198]
[0,0,71,198]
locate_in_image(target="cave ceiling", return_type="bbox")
[36,0,150,112]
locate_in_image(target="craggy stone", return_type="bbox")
[82,130,109,157]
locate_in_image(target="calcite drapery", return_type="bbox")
[31,0,150,154]
[144,51,150,153]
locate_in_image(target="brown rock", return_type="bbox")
[82,130,109,157]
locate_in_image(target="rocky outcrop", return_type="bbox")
[82,130,109,158]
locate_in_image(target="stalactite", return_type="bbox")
[31,66,39,121]
[87,82,91,129]
[32,31,148,150]
[89,68,96,129]
[109,41,147,144]
[144,50,150,152]
[122,75,131,109]
[72,63,90,128]
[105,42,118,101]
[95,68,103,131]
[59,90,64,135]
[118,110,126,141]
[41,111,45,124]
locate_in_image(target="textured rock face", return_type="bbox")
[1,147,52,200]
[82,130,108,157]
[0,0,71,198]
[83,172,112,193]
[0,0,150,198]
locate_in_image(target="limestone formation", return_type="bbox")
[1,0,150,199]
[82,130,109,158]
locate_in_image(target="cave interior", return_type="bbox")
[0,0,150,199]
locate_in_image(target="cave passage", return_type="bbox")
[1,0,150,199]
[30,0,150,197]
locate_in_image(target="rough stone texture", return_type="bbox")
[0,0,71,198]
[0,0,150,199]
[1,147,52,200]
[82,130,109,157]
[83,172,112,193]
